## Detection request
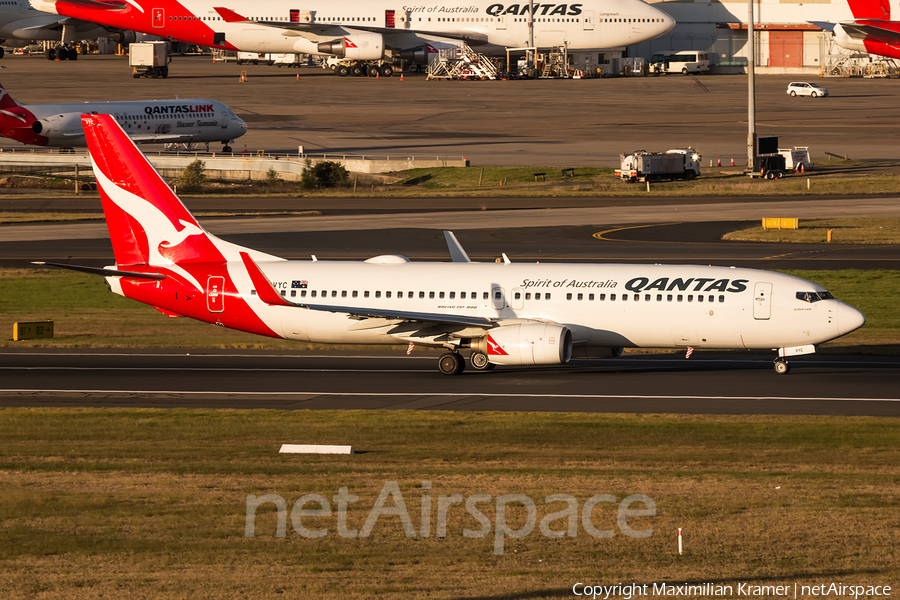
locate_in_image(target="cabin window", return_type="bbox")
[449,292,455,299]
[471,292,476,299]
[439,292,445,299]
[332,291,337,298]
[429,292,435,299]
[546,293,551,300]
[514,292,521,300]
[623,294,628,302]
[667,294,673,302]
[460,292,466,299]
[645,294,651,302]
[483,292,489,300]
[341,291,347,298]
[634,294,640,301]
[657,294,663,302]
[535,293,541,301]
[698,295,704,302]
[577,293,583,301]
[290,290,296,298]
[718,295,725,303]
[352,291,358,298]
[301,290,307,298]
[677,295,683,302]
[688,295,693,302]
[386,291,392,298]
[364,291,369,298]
[566,293,572,301]
[375,291,381,298]
[610,294,616,301]
[311,291,317,298]
[525,293,531,300]
[494,291,501,300]
[419,291,425,299]
[589,293,595,301]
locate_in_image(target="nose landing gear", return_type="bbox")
[774,358,791,375]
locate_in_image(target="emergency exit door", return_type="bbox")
[152,8,165,28]
[753,282,772,320]
[207,276,225,313]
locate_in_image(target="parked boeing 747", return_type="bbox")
[38,113,866,375]
[0,82,246,151]
[29,0,675,75]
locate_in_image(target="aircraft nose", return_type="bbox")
[653,6,675,36]
[838,302,866,336]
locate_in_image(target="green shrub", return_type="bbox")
[178,159,208,191]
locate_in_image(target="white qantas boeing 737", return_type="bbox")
[37,113,867,376]
[0,81,246,150]
[29,0,675,74]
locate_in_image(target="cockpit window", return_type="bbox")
[796,291,834,303]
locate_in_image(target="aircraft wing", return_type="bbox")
[213,7,488,44]
[31,0,129,10]
[129,134,195,142]
[239,251,497,329]
[838,21,900,44]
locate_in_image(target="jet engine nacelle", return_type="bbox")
[317,33,384,60]
[473,323,573,366]
[32,113,85,147]
[109,30,137,45]
[398,45,429,65]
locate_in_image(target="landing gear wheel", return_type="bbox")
[223,145,232,153]
[47,48,56,61]
[58,49,68,61]
[336,65,350,77]
[380,64,394,77]
[349,63,365,77]
[161,66,168,78]
[438,352,465,376]
[68,48,78,60]
[470,352,495,371]
[774,359,790,375]
[367,65,380,77]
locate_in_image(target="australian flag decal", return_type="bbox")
[292,280,308,289]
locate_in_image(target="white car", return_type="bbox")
[787,82,829,98]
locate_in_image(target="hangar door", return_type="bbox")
[769,31,802,68]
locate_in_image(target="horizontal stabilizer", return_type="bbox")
[33,261,166,280]
[239,252,294,307]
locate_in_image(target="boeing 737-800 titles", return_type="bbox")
[0,81,246,150]
[29,0,675,71]
[38,113,867,376]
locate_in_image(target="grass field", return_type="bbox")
[1,268,897,349]
[724,218,900,245]
[8,163,900,198]
[1,409,898,599]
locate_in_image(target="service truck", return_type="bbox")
[130,41,169,78]
[617,148,701,182]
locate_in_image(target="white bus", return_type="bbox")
[650,51,710,75]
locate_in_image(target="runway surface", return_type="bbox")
[1,350,898,416]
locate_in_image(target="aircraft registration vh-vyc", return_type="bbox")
[37,114,866,375]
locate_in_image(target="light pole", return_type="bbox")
[747,0,756,169]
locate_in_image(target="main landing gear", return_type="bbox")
[774,357,791,375]
[438,351,495,375]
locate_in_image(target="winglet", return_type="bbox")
[443,231,472,263]
[214,6,251,22]
[240,251,294,307]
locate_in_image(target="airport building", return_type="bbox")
[618,0,875,75]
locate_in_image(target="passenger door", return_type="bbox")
[753,282,772,320]
[207,276,225,313]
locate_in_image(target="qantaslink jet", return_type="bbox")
[0,81,246,151]
[29,0,675,73]
[38,114,865,376]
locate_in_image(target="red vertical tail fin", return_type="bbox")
[847,0,890,19]
[0,81,19,109]
[81,114,224,268]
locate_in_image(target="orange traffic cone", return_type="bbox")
[400,73,404,81]
[296,73,299,81]
[716,158,721,167]
[730,157,735,166]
